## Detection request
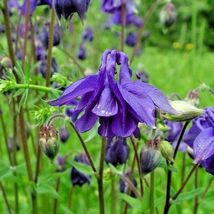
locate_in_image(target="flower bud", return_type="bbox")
[77,43,87,60]
[39,125,59,160]
[105,138,129,166]
[125,32,137,47]
[136,70,149,83]
[0,57,13,69]
[70,153,91,186]
[164,100,204,122]
[159,3,176,28]
[56,155,66,172]
[59,127,70,143]
[140,140,161,175]
[159,141,174,163]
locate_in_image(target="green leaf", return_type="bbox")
[36,183,60,198]
[0,167,13,181]
[172,188,205,204]
[69,160,93,175]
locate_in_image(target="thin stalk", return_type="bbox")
[111,176,116,214]
[0,110,13,165]
[97,137,106,214]
[164,121,190,214]
[21,0,31,68]
[53,177,61,214]
[120,3,126,51]
[0,182,12,214]
[200,177,214,200]
[193,168,199,214]
[58,48,85,75]
[172,164,199,201]
[174,122,190,159]
[130,137,143,196]
[130,0,159,64]
[180,153,186,185]
[7,83,61,94]
[45,9,56,95]
[150,172,155,214]
[69,122,96,173]
[67,187,73,209]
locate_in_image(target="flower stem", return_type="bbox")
[10,83,61,94]
[150,172,155,214]
[164,121,190,214]
[200,177,214,200]
[172,164,199,201]
[111,176,117,214]
[193,168,199,214]
[53,177,61,214]
[0,182,12,214]
[97,137,106,214]
[130,137,144,196]
[180,153,186,185]
[46,8,56,97]
[69,122,97,173]
[120,3,126,52]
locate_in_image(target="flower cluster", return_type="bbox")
[49,49,175,138]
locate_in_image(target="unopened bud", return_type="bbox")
[0,57,13,69]
[164,100,204,122]
[160,141,174,163]
[39,125,59,160]
[140,140,161,175]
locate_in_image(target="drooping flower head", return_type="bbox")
[70,153,91,186]
[54,0,91,20]
[125,32,137,47]
[184,107,214,175]
[59,127,70,143]
[105,137,129,166]
[77,43,87,60]
[49,50,175,138]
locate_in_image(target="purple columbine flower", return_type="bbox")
[82,27,94,42]
[59,127,70,143]
[39,23,61,49]
[105,137,129,166]
[70,153,91,186]
[77,43,87,60]
[184,107,214,174]
[54,0,90,20]
[125,32,137,47]
[49,50,175,138]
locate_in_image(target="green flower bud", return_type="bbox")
[140,140,162,175]
[164,100,204,122]
[39,125,59,160]
[160,141,174,163]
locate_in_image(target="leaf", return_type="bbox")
[172,188,204,204]
[18,89,29,110]
[69,160,93,175]
[0,167,13,181]
[36,183,60,198]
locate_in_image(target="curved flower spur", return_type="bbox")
[49,50,176,138]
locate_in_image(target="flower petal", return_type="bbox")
[118,82,155,127]
[75,109,98,132]
[136,81,176,114]
[193,128,214,162]
[49,75,98,106]
[92,86,118,117]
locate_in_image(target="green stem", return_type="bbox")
[130,137,144,196]
[150,172,155,214]
[46,9,56,97]
[10,83,61,94]
[97,137,106,214]
[164,121,190,214]
[0,182,12,214]
[69,122,97,173]
[180,153,186,185]
[120,3,126,51]
[193,168,199,214]
[111,176,116,214]
[53,177,61,214]
[172,164,199,201]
